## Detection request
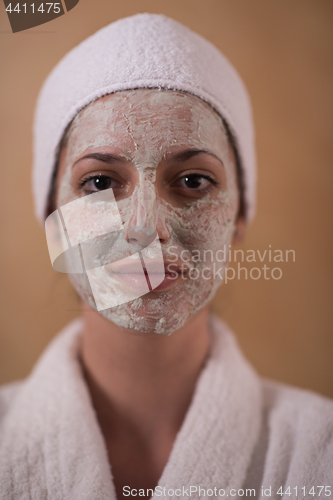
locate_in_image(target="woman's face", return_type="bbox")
[54,89,240,334]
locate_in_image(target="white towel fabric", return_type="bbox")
[0,316,332,499]
[32,14,257,225]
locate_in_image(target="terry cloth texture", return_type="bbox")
[0,316,332,499]
[32,13,257,225]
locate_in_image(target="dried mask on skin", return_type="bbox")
[55,89,239,334]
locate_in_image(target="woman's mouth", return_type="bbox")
[104,258,184,293]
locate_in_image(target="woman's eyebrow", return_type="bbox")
[168,149,223,165]
[72,152,127,168]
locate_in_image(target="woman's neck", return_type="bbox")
[80,303,210,436]
[79,303,211,495]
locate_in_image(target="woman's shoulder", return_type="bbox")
[0,380,25,423]
[211,315,333,481]
[0,318,84,429]
[260,377,333,455]
[242,378,333,490]
[211,314,333,421]
[261,377,333,428]
[254,378,333,483]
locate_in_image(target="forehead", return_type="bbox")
[65,89,228,160]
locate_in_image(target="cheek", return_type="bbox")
[166,187,238,250]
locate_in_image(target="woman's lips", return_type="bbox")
[147,267,182,292]
[104,259,184,293]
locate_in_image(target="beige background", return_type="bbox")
[0,0,332,397]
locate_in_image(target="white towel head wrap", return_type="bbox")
[32,13,257,224]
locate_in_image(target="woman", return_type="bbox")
[0,14,332,500]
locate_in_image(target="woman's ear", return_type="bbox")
[232,215,246,244]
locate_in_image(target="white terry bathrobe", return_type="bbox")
[0,315,332,500]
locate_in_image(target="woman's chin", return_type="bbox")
[77,271,215,335]
[95,292,190,335]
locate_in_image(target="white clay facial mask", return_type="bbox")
[47,89,239,334]
[45,188,165,310]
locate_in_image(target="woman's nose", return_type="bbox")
[123,175,170,247]
[126,226,157,248]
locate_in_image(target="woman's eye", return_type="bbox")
[172,174,218,191]
[79,175,123,193]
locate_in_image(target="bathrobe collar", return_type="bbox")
[0,316,261,500]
